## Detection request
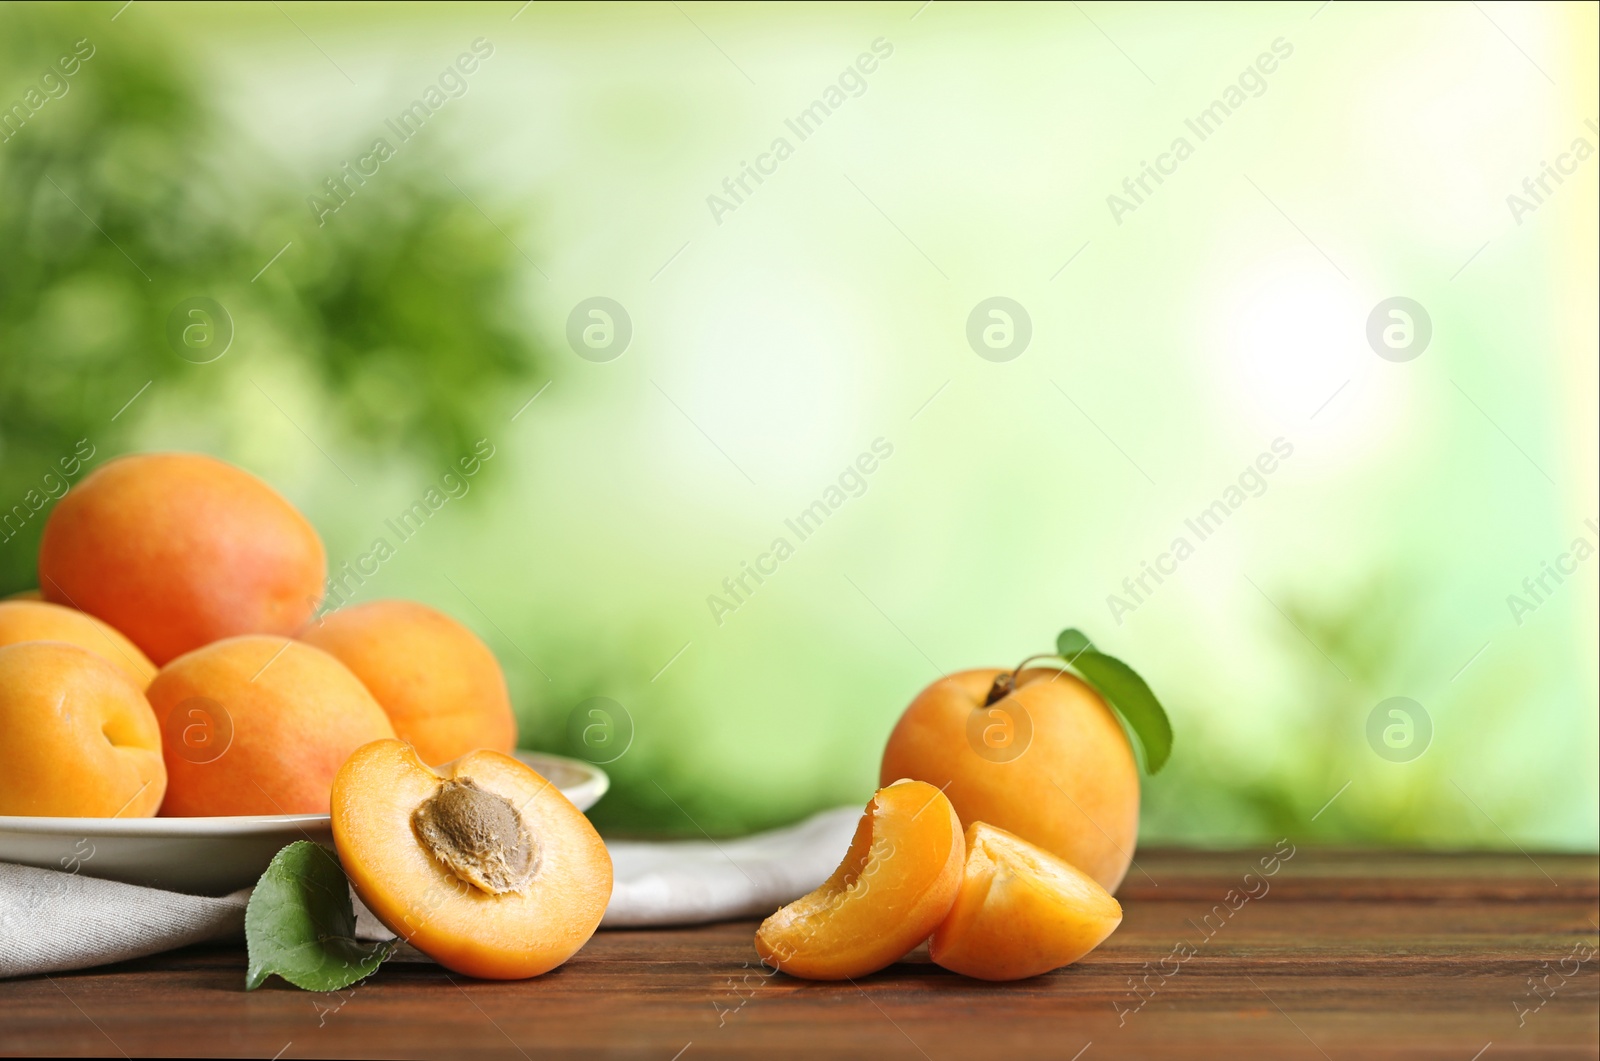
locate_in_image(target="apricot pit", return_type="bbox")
[412,778,537,895]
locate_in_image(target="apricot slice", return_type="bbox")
[0,641,165,817]
[930,822,1122,981]
[0,599,157,689]
[39,452,327,665]
[754,779,964,980]
[299,599,516,766]
[147,636,395,816]
[331,739,612,980]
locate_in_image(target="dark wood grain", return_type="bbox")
[3,848,1596,1059]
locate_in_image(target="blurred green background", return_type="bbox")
[2,1,1595,847]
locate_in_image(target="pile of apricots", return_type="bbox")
[0,452,610,978]
[1,450,1137,983]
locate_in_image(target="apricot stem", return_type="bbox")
[983,653,1072,706]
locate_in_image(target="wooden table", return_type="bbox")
[3,848,1597,1059]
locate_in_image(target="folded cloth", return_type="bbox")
[0,806,858,979]
[0,863,251,979]
[601,804,857,928]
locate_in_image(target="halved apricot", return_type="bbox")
[754,779,964,980]
[930,821,1122,980]
[331,739,612,980]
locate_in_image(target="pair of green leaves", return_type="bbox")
[1053,628,1173,774]
[244,841,394,992]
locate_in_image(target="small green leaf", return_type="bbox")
[244,841,394,992]
[1056,628,1173,773]
[1056,629,1092,659]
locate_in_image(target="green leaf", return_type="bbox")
[1056,629,1092,659]
[1056,628,1173,774]
[244,841,394,992]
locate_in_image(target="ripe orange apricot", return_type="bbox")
[331,739,612,980]
[146,636,395,816]
[0,599,157,688]
[881,668,1139,891]
[299,599,515,766]
[38,452,327,665]
[0,641,165,817]
[754,780,964,980]
[931,822,1123,981]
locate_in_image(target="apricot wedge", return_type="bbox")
[331,739,612,980]
[930,822,1122,980]
[755,779,964,980]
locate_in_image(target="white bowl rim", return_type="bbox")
[0,750,608,836]
[0,813,330,837]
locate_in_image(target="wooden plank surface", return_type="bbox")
[2,848,1596,1059]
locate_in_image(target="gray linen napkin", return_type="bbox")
[0,806,857,979]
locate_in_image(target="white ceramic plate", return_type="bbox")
[0,751,607,896]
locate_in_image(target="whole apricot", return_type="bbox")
[39,452,326,665]
[755,779,965,980]
[299,599,515,765]
[0,641,165,817]
[332,739,612,979]
[0,599,157,688]
[147,636,395,816]
[880,668,1139,891]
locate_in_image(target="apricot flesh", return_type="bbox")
[755,779,964,980]
[332,739,612,980]
[0,599,157,689]
[299,599,516,766]
[39,452,327,665]
[0,641,165,817]
[931,822,1123,981]
[146,636,395,816]
[881,668,1139,891]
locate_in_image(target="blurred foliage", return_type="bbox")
[1140,578,1411,842]
[1140,571,1548,849]
[1,2,1591,849]
[0,1,544,593]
